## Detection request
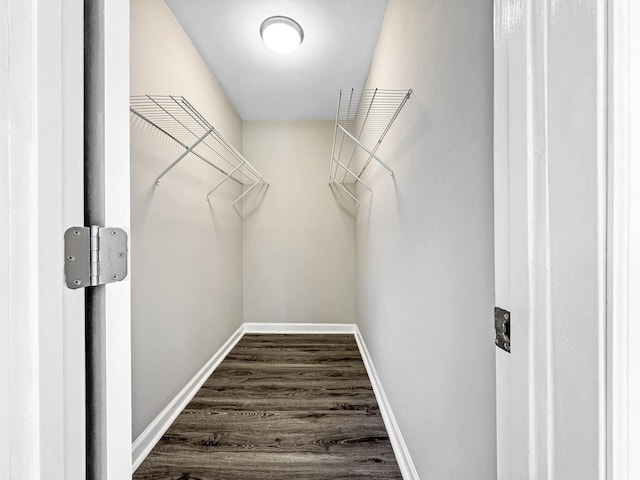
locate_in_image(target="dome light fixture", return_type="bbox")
[260,16,304,54]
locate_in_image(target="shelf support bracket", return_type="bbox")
[155,127,214,185]
[206,162,245,199]
[337,124,395,178]
[232,177,264,207]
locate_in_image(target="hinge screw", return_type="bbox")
[67,255,75,261]
[111,274,118,280]
[111,230,118,236]
[73,230,80,236]
[504,313,509,320]
[73,279,82,286]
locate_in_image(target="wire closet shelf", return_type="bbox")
[130,95,267,205]
[328,88,412,204]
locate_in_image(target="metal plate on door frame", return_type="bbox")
[495,307,511,353]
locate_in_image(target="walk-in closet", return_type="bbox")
[128,0,495,478]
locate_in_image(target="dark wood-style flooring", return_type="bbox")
[133,334,402,479]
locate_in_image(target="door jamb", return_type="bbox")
[607,1,640,479]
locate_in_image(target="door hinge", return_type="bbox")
[64,226,128,289]
[494,307,510,353]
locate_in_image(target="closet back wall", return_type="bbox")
[130,0,244,440]
[242,121,357,325]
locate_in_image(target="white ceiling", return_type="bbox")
[165,0,388,120]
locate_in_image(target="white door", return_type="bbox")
[494,1,607,479]
[1,0,132,479]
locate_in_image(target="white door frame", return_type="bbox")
[1,0,85,478]
[494,0,608,478]
[607,1,640,479]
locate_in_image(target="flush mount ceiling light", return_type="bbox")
[260,16,304,54]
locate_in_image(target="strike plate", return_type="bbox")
[494,307,511,353]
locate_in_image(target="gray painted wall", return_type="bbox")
[242,121,357,324]
[355,0,496,478]
[130,0,244,440]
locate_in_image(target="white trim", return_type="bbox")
[608,1,640,479]
[131,322,417,479]
[607,0,629,478]
[353,326,420,480]
[102,1,133,476]
[243,322,356,334]
[131,324,245,472]
[1,0,85,478]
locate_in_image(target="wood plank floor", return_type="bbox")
[133,334,402,480]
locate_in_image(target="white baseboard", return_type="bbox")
[132,322,418,480]
[131,323,245,472]
[354,326,420,480]
[243,322,356,334]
